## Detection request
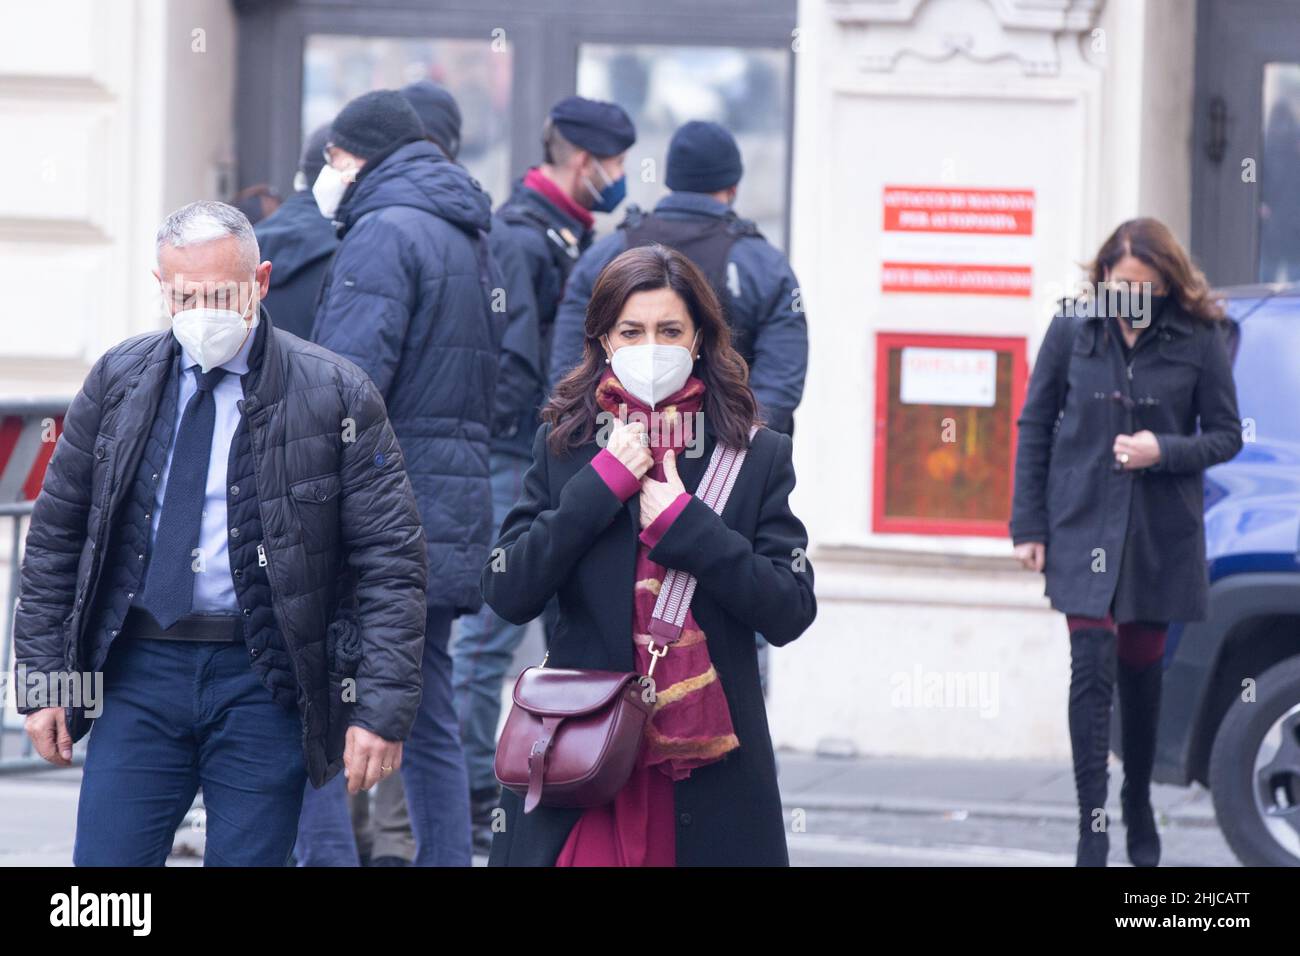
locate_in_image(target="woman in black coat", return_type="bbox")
[1011,218,1243,867]
[481,244,816,866]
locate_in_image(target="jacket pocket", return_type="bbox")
[289,473,342,554]
[324,609,363,761]
[1144,473,1203,547]
[1047,464,1090,529]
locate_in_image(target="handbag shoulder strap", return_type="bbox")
[647,423,760,648]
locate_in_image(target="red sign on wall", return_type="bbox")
[881,185,1036,297]
[881,263,1033,296]
[882,186,1035,235]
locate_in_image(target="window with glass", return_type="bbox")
[302,34,513,205]
[1259,63,1300,283]
[576,42,791,248]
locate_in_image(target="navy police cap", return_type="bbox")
[549,96,636,157]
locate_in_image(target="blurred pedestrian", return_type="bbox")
[231,183,281,225]
[548,120,807,437]
[253,124,338,339]
[351,774,416,866]
[304,89,499,867]
[14,200,427,866]
[400,80,462,161]
[1010,217,1243,866]
[345,79,472,865]
[451,95,635,853]
[481,245,816,866]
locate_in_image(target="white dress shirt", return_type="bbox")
[146,328,258,613]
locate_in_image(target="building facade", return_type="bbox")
[5,0,1294,758]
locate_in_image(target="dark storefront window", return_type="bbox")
[1259,63,1300,283]
[577,42,790,247]
[302,34,513,203]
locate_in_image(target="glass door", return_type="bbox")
[1192,0,1300,286]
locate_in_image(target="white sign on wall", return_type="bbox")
[899,347,997,407]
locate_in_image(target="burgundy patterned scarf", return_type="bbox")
[595,366,740,781]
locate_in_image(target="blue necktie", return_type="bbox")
[138,365,227,629]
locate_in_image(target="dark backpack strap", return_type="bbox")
[723,211,764,241]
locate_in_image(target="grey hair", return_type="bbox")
[155,200,260,271]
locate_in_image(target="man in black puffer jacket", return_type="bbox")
[14,200,427,867]
[307,90,499,867]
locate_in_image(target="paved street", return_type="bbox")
[1,619,1237,867]
[777,752,1236,867]
[0,747,1238,867]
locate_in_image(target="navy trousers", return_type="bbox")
[73,634,306,866]
[295,604,471,866]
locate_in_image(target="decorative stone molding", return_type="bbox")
[828,0,1104,76]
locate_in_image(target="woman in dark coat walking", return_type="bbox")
[1011,218,1242,866]
[481,244,816,866]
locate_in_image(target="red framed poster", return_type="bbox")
[873,333,1028,537]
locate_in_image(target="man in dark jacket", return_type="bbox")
[14,200,427,866]
[452,96,634,851]
[252,124,338,339]
[489,96,636,449]
[323,78,475,868]
[549,120,808,436]
[308,89,499,866]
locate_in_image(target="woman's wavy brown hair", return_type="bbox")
[543,243,760,456]
[1085,217,1226,323]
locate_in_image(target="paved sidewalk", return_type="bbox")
[775,750,1217,826]
[0,748,1221,866]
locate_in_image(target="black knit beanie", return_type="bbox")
[330,90,426,161]
[400,81,463,160]
[665,120,744,193]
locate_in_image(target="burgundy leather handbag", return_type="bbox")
[495,667,655,813]
[494,426,756,814]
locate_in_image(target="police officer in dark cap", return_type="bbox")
[452,95,635,853]
[486,95,636,457]
[495,95,637,367]
[549,119,807,438]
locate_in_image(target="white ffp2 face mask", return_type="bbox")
[312,163,352,219]
[170,295,257,373]
[606,331,699,409]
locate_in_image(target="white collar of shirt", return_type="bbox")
[179,323,258,377]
